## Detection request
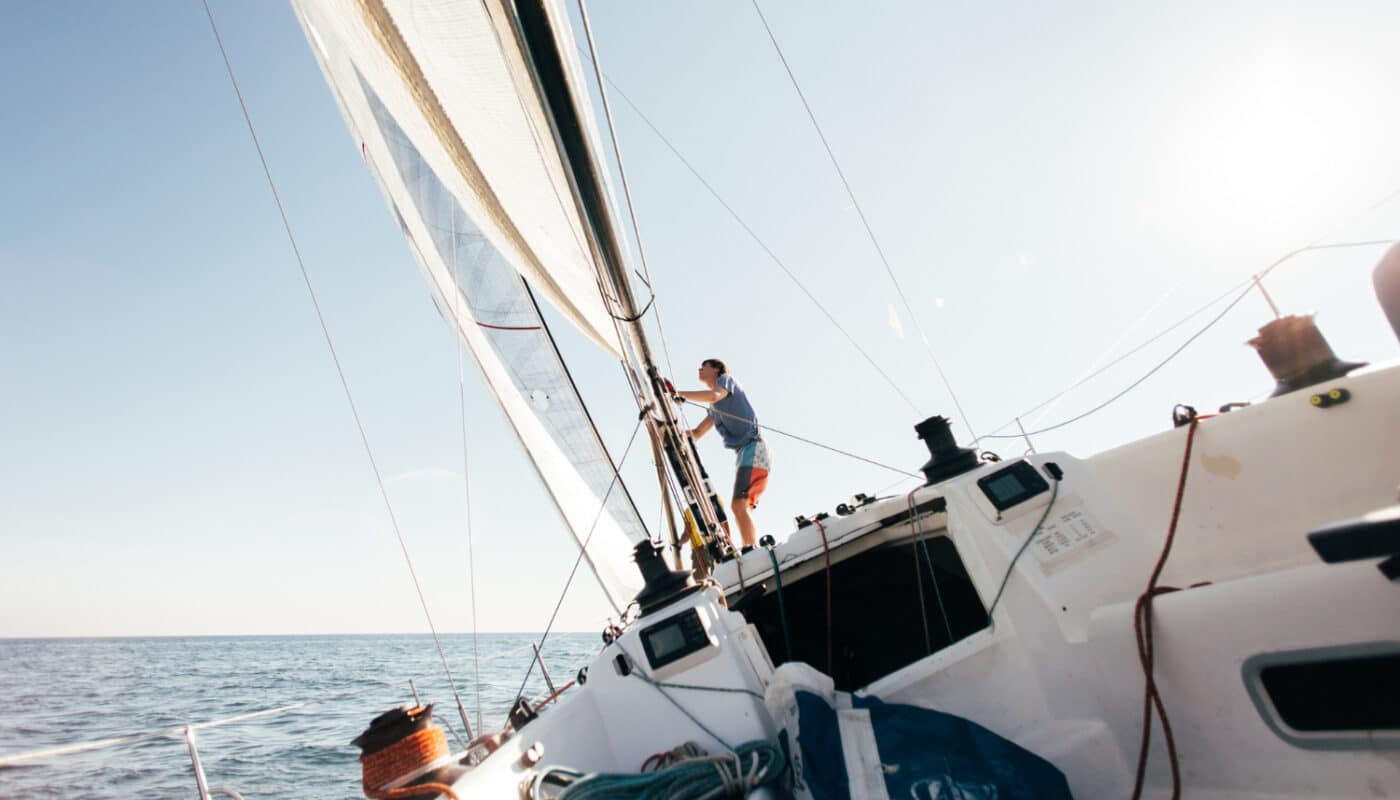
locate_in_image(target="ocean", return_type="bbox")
[0,633,598,799]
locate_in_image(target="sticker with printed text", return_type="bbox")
[1026,497,1117,574]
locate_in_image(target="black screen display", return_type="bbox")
[976,461,1050,511]
[985,472,1027,504]
[640,608,710,669]
[644,624,688,660]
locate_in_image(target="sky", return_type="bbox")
[3,0,1400,638]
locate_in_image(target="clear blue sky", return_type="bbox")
[3,0,1399,637]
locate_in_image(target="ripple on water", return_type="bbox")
[0,633,598,799]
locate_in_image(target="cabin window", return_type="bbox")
[1244,645,1400,749]
[738,535,988,691]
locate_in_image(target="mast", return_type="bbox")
[503,0,732,561]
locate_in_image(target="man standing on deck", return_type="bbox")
[675,359,771,553]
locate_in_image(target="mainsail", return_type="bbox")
[295,0,623,356]
[291,0,649,611]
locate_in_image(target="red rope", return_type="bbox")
[812,518,834,674]
[1130,418,1198,799]
[532,679,577,713]
[907,488,932,654]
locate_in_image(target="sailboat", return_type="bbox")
[280,0,1400,797]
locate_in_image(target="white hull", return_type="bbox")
[448,362,1400,797]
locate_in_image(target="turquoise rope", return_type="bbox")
[628,670,747,751]
[643,676,764,702]
[765,547,793,661]
[529,662,787,799]
[545,739,786,800]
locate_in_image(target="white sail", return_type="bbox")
[294,0,623,357]
[291,0,646,611]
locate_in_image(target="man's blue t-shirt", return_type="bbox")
[709,374,759,449]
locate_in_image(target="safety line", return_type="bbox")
[978,239,1396,441]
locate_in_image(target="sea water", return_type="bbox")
[0,633,598,799]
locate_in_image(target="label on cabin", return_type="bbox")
[1028,496,1115,574]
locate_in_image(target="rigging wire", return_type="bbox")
[200,0,473,736]
[578,4,728,537]
[449,216,485,736]
[972,276,1255,441]
[973,172,1400,443]
[750,0,975,436]
[681,398,918,478]
[1025,275,1192,430]
[976,238,1397,442]
[599,73,921,415]
[575,0,678,385]
[513,417,647,705]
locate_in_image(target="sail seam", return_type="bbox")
[354,0,617,356]
[354,68,647,612]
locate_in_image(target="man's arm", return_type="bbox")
[690,416,715,440]
[676,387,729,404]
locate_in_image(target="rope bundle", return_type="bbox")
[359,727,460,800]
[529,739,785,800]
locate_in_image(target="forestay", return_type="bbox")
[292,0,647,611]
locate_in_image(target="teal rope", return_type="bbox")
[529,655,787,799]
[543,739,786,800]
[987,478,1060,617]
[643,675,765,702]
[765,548,793,661]
[628,670,760,751]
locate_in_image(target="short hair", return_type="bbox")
[702,358,728,375]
